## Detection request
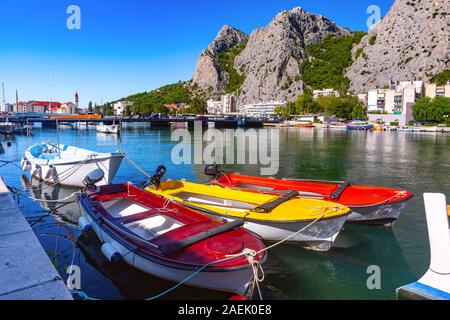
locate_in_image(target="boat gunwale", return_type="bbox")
[166,198,351,225]
[212,174,414,207]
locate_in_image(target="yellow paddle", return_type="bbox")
[448,205,450,217]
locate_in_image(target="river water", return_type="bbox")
[0,124,449,300]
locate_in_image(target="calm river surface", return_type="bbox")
[0,124,449,300]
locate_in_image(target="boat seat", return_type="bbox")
[159,220,244,256]
[174,192,257,210]
[254,190,299,213]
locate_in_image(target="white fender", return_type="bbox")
[101,243,122,263]
[78,216,92,232]
[418,193,450,295]
[31,163,42,180]
[45,165,55,180]
[21,158,31,172]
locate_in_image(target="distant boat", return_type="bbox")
[59,122,73,129]
[97,123,120,134]
[327,122,347,130]
[347,121,374,131]
[22,143,124,188]
[0,122,13,135]
[285,119,315,128]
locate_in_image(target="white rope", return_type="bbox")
[12,189,79,204]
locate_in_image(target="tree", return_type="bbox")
[294,92,322,114]
[316,95,366,120]
[302,32,366,93]
[412,96,450,123]
[88,101,93,113]
[432,70,450,86]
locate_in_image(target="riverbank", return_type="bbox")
[0,177,72,300]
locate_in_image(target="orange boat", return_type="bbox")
[206,165,414,227]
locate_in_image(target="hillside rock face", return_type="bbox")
[192,25,248,99]
[347,0,450,94]
[235,7,349,105]
[193,7,349,104]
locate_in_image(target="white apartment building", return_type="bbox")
[243,101,286,118]
[367,81,424,125]
[222,94,238,114]
[313,89,340,99]
[207,94,238,115]
[207,99,223,114]
[113,101,132,116]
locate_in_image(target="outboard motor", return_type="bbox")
[150,165,167,190]
[204,164,223,180]
[83,169,105,191]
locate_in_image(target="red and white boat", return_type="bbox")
[78,171,266,297]
[206,166,413,226]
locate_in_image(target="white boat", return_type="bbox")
[59,122,74,129]
[22,143,124,188]
[327,123,348,130]
[97,123,120,134]
[396,194,450,300]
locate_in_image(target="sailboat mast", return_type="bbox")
[15,89,19,113]
[49,69,53,113]
[1,82,5,106]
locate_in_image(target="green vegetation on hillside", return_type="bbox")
[103,82,206,116]
[412,96,450,124]
[301,32,366,93]
[432,70,450,86]
[281,90,367,120]
[217,43,247,94]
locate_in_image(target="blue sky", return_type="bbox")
[0,0,394,107]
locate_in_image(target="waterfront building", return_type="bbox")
[222,94,238,114]
[207,94,238,115]
[367,81,423,126]
[291,114,340,123]
[243,101,286,118]
[313,89,340,99]
[59,102,78,114]
[207,99,223,114]
[113,101,132,116]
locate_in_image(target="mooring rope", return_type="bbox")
[9,186,79,204]
[119,152,153,179]
[0,159,22,170]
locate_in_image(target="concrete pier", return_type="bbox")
[0,177,73,300]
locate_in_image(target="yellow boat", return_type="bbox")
[146,179,351,251]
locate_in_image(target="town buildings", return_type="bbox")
[207,94,238,115]
[243,101,286,117]
[113,101,132,116]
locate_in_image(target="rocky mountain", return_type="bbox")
[346,0,450,94]
[193,7,350,105]
[192,25,248,98]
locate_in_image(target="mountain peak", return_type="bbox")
[347,0,450,93]
[207,25,248,54]
[193,7,349,103]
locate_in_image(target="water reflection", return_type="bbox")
[21,175,82,224]
[76,231,231,300]
[0,127,448,300]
